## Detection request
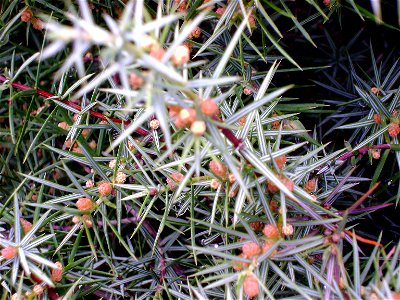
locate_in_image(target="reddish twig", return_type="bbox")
[212,115,243,149]
[337,144,391,161]
[343,229,382,247]
[0,75,150,137]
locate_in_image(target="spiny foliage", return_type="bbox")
[0,0,399,299]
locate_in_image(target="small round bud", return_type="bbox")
[72,216,81,224]
[371,87,379,95]
[174,0,187,12]
[210,179,220,189]
[109,159,116,169]
[81,128,90,138]
[64,139,73,148]
[32,18,44,30]
[228,173,236,183]
[216,7,225,15]
[371,149,380,159]
[373,114,381,124]
[250,221,264,231]
[188,27,202,39]
[58,122,69,130]
[21,9,33,23]
[51,262,63,282]
[331,233,341,243]
[81,215,93,228]
[237,117,246,127]
[115,172,127,184]
[20,218,33,234]
[171,172,184,183]
[73,147,83,154]
[248,15,256,28]
[304,179,317,193]
[242,242,262,257]
[190,120,206,136]
[388,122,400,137]
[323,0,331,6]
[171,45,190,65]
[269,200,279,211]
[149,188,158,196]
[178,108,196,127]
[274,155,287,169]
[166,172,184,190]
[271,112,280,129]
[282,224,294,236]
[209,160,228,178]
[98,182,112,196]
[149,119,160,130]
[88,140,97,149]
[31,194,38,201]
[33,285,44,296]
[263,224,280,239]
[76,198,93,211]
[129,73,144,89]
[150,46,165,60]
[243,87,252,95]
[200,98,219,116]
[243,274,259,298]
[1,246,17,259]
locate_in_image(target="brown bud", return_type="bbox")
[51,262,63,282]
[388,122,400,137]
[1,246,17,259]
[263,224,280,239]
[243,274,259,298]
[76,198,93,211]
[274,155,287,169]
[21,9,33,22]
[200,98,219,116]
[31,18,44,30]
[242,241,262,257]
[98,182,112,196]
[209,160,228,178]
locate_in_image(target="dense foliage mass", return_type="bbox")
[0,0,399,299]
